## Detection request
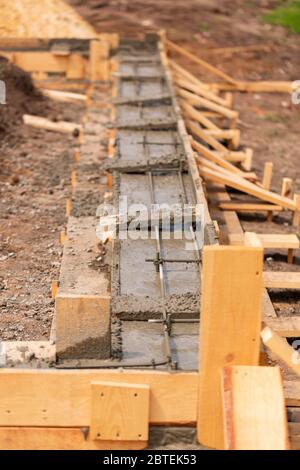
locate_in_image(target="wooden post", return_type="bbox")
[293,194,300,227]
[222,366,289,450]
[262,162,273,191]
[197,246,263,449]
[90,39,110,82]
[281,177,293,198]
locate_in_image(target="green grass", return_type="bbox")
[264,1,300,33]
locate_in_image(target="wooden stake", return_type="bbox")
[90,39,110,81]
[281,177,293,198]
[262,162,273,190]
[198,246,263,449]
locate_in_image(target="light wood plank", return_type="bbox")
[0,427,146,450]
[198,246,263,449]
[198,165,297,211]
[222,366,289,450]
[261,326,300,377]
[0,370,197,427]
[264,271,300,289]
[90,381,150,441]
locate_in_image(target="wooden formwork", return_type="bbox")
[0,33,299,451]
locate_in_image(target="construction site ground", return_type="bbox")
[1,0,300,341]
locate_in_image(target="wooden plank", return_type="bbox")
[0,427,146,450]
[222,366,289,450]
[244,232,262,247]
[219,202,283,212]
[43,89,87,103]
[264,271,300,289]
[198,165,297,211]
[166,39,238,85]
[281,178,293,198]
[178,88,238,120]
[289,423,300,450]
[23,115,82,135]
[90,381,150,442]
[191,139,244,176]
[267,317,300,338]
[90,39,110,81]
[169,59,212,91]
[258,233,299,249]
[0,368,298,427]
[175,76,229,107]
[55,217,110,360]
[261,326,300,377]
[198,246,263,449]
[262,162,273,191]
[0,370,197,426]
[207,81,295,93]
[180,100,219,130]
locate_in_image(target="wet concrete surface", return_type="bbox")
[122,321,198,370]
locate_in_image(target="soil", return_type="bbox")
[1,1,300,334]
[0,57,85,340]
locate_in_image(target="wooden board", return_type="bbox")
[0,370,197,427]
[90,381,150,441]
[55,217,111,360]
[222,366,289,450]
[264,271,300,289]
[0,368,298,429]
[261,326,300,377]
[0,427,146,450]
[197,246,263,449]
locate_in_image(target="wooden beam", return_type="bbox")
[222,366,289,450]
[191,138,244,176]
[180,100,219,130]
[262,162,273,191]
[207,81,295,93]
[178,88,238,120]
[175,76,229,107]
[244,232,262,247]
[198,165,297,211]
[166,39,238,86]
[43,89,87,104]
[281,178,293,198]
[90,381,150,442]
[0,427,146,450]
[55,217,110,360]
[0,370,197,427]
[90,39,110,81]
[23,115,82,135]
[264,271,300,289]
[198,246,263,449]
[219,202,283,212]
[261,326,300,377]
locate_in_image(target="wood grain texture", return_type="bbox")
[222,366,289,450]
[197,246,263,449]
[90,381,150,441]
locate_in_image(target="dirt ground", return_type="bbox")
[1,0,300,340]
[0,58,85,340]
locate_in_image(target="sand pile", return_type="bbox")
[0,0,97,38]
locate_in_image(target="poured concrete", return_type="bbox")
[122,322,198,370]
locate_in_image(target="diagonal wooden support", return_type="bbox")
[197,246,263,449]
